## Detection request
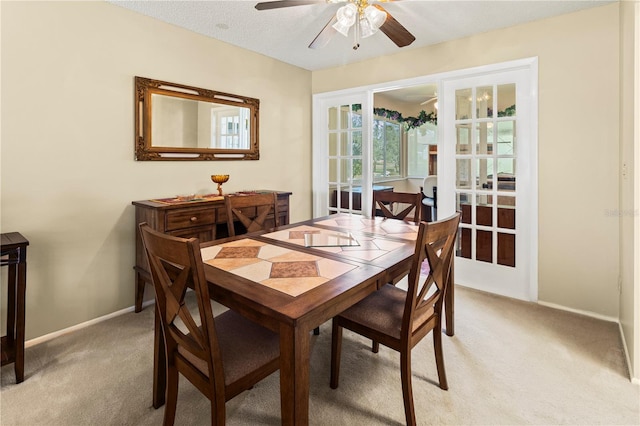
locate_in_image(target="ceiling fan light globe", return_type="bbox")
[364,5,386,29]
[332,20,352,37]
[336,3,357,23]
[333,3,357,37]
[359,17,377,38]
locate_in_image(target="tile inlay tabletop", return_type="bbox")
[264,225,407,262]
[201,238,357,297]
[313,213,419,241]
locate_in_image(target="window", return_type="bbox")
[220,115,240,148]
[372,117,401,181]
[210,106,250,149]
[407,122,437,177]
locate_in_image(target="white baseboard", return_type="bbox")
[617,321,639,385]
[25,299,156,348]
[24,295,640,386]
[537,300,638,385]
[537,300,618,323]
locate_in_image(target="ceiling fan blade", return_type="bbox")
[309,15,338,49]
[255,1,324,11]
[374,4,416,48]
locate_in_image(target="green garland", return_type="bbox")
[373,108,437,129]
[352,104,516,130]
[352,104,436,129]
[498,104,516,117]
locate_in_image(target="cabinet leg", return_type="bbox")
[135,273,146,313]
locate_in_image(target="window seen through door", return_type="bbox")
[373,117,401,181]
[407,122,437,177]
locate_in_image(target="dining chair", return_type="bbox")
[329,212,461,426]
[372,190,422,225]
[372,190,422,291]
[224,192,320,335]
[421,175,438,222]
[139,223,280,426]
[224,192,280,237]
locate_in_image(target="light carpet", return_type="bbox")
[1,285,639,425]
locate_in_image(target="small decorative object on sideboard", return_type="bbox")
[175,194,196,202]
[211,174,230,196]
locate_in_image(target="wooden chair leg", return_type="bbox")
[330,320,342,389]
[153,306,167,408]
[211,395,225,426]
[445,270,455,336]
[371,340,379,353]
[400,349,417,426]
[163,363,179,426]
[433,322,448,390]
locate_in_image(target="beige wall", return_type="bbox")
[0,1,312,339]
[314,4,623,318]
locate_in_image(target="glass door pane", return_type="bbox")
[455,83,517,268]
[328,103,364,214]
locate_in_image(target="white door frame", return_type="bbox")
[440,60,538,302]
[312,92,372,217]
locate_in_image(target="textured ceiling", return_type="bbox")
[109,0,613,72]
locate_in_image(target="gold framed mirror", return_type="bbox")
[135,77,259,161]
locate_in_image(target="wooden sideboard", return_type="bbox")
[132,190,291,312]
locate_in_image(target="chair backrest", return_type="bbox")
[138,223,224,394]
[372,190,422,224]
[224,193,280,237]
[403,212,461,338]
[422,175,437,198]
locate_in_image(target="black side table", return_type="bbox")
[1,232,29,383]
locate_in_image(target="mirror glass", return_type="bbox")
[135,77,259,161]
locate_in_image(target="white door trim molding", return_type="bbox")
[438,59,538,302]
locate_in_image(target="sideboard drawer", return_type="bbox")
[168,226,216,242]
[165,208,216,231]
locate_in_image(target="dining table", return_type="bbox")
[151,213,455,425]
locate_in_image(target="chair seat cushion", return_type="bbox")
[337,284,434,340]
[422,197,435,207]
[178,309,279,386]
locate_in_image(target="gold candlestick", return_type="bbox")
[211,174,230,196]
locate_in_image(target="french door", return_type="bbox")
[311,60,537,301]
[312,93,372,217]
[440,63,538,301]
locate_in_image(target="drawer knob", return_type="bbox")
[190,216,198,222]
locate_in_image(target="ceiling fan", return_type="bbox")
[255,0,415,50]
[421,95,438,105]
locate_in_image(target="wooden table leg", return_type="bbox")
[15,260,26,382]
[6,253,17,358]
[1,233,29,384]
[279,323,310,425]
[153,303,166,408]
[445,265,454,336]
